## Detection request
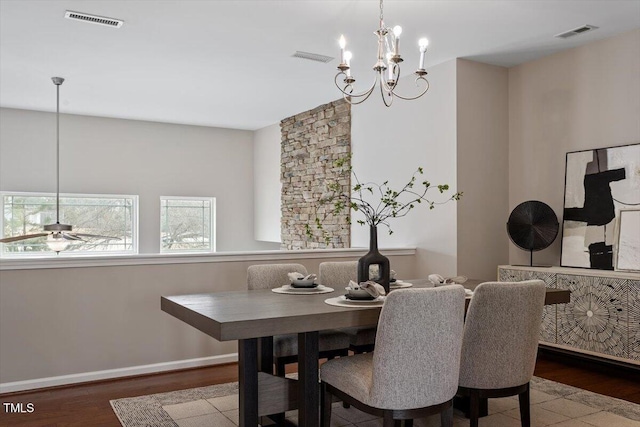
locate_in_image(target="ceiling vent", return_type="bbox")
[292,51,334,63]
[65,10,124,28]
[555,25,598,39]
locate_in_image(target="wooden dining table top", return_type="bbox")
[161,279,570,342]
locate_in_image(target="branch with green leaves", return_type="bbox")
[305,154,462,245]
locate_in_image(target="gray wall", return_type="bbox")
[0,252,416,388]
[253,123,282,243]
[456,59,510,280]
[508,29,640,266]
[0,108,279,253]
[351,60,459,279]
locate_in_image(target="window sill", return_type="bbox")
[0,247,416,270]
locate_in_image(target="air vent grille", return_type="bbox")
[555,25,598,39]
[65,10,124,28]
[292,51,334,63]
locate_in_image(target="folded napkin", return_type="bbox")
[428,274,468,286]
[288,272,305,281]
[288,272,317,282]
[348,280,387,298]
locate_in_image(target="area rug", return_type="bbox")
[110,376,640,427]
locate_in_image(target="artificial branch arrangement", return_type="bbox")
[305,154,463,245]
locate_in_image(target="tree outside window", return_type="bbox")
[160,197,215,252]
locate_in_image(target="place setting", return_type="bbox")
[389,270,413,289]
[429,274,473,297]
[324,280,387,308]
[271,272,335,295]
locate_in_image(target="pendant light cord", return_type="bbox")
[51,77,65,224]
[56,81,60,224]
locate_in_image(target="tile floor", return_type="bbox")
[162,389,640,427]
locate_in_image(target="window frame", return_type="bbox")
[0,191,139,258]
[159,196,216,254]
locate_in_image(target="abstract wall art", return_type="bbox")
[561,143,640,270]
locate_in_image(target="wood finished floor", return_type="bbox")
[0,351,638,427]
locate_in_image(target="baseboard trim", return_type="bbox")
[0,353,238,394]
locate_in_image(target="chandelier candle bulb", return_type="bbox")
[418,38,428,70]
[393,25,402,55]
[339,35,346,64]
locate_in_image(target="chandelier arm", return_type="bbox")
[380,79,394,107]
[334,73,378,104]
[390,77,430,101]
[344,83,377,105]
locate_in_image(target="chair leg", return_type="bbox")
[440,403,453,427]
[321,382,332,427]
[275,358,286,377]
[469,390,480,427]
[518,383,531,427]
[382,411,395,427]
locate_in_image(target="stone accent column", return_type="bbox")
[280,99,351,249]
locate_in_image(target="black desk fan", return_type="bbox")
[507,201,559,266]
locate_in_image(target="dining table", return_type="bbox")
[161,279,570,427]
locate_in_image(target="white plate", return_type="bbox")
[390,280,413,289]
[285,284,322,292]
[272,285,334,295]
[339,295,385,304]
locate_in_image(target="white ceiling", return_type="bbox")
[1,1,638,130]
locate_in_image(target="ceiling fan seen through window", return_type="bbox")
[0,77,119,253]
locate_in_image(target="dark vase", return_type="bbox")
[357,225,391,293]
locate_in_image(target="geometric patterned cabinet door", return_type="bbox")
[557,274,628,359]
[498,265,640,366]
[629,281,640,361]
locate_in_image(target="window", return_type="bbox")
[1,192,137,256]
[160,197,215,253]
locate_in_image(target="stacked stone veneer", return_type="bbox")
[280,99,351,250]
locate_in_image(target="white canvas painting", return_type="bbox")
[561,143,640,269]
[616,209,640,272]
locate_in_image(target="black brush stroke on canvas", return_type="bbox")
[564,168,625,225]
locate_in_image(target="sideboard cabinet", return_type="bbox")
[498,265,639,366]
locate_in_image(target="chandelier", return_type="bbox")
[335,0,429,107]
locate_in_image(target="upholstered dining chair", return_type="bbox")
[457,280,546,427]
[246,263,350,376]
[320,285,466,427]
[319,261,377,353]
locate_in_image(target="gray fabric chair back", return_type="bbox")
[319,261,358,287]
[459,280,546,390]
[247,263,308,290]
[369,285,465,409]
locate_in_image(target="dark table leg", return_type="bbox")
[239,338,259,427]
[298,331,319,427]
[259,336,287,426]
[259,336,274,373]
